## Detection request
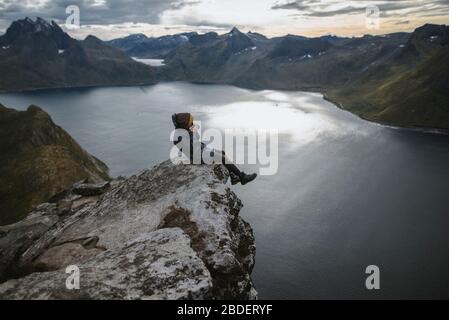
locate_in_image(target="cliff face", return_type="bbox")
[0,104,110,225]
[0,161,257,299]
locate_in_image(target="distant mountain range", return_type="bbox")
[0,17,156,91]
[1,17,448,130]
[144,25,447,130]
[107,32,197,58]
[156,27,411,89]
[159,27,397,85]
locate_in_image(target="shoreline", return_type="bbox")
[1,81,448,136]
[0,81,157,94]
[322,94,449,136]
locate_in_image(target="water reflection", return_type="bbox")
[202,100,346,148]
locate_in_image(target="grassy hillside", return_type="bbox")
[0,104,110,225]
[327,24,449,130]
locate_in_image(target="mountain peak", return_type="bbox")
[414,23,448,35]
[17,17,52,29]
[36,17,50,25]
[222,27,254,53]
[230,27,242,34]
[411,23,449,45]
[83,35,105,48]
[127,33,148,40]
[85,34,101,41]
[0,17,70,47]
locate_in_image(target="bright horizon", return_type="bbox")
[1,0,449,40]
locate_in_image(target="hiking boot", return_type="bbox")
[229,172,240,185]
[240,172,257,185]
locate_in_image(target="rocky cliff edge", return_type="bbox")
[0,160,257,299]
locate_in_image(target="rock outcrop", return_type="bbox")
[0,161,257,299]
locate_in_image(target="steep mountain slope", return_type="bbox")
[0,104,110,225]
[0,18,155,91]
[107,33,149,52]
[327,24,449,129]
[160,26,409,90]
[267,34,332,59]
[160,27,264,83]
[108,32,197,58]
[234,32,409,90]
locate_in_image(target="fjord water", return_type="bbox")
[1,82,449,299]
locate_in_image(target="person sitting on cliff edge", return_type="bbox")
[171,113,257,186]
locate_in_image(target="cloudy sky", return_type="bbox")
[0,0,448,40]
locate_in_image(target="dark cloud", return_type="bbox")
[1,0,448,36]
[169,0,201,10]
[169,16,235,29]
[0,0,195,30]
[272,0,449,18]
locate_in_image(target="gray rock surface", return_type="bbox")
[0,161,257,299]
[72,181,111,197]
[0,228,212,300]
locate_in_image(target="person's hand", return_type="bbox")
[190,124,200,133]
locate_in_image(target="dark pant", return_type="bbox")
[218,150,242,177]
[181,141,242,177]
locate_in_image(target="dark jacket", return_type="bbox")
[172,113,205,163]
